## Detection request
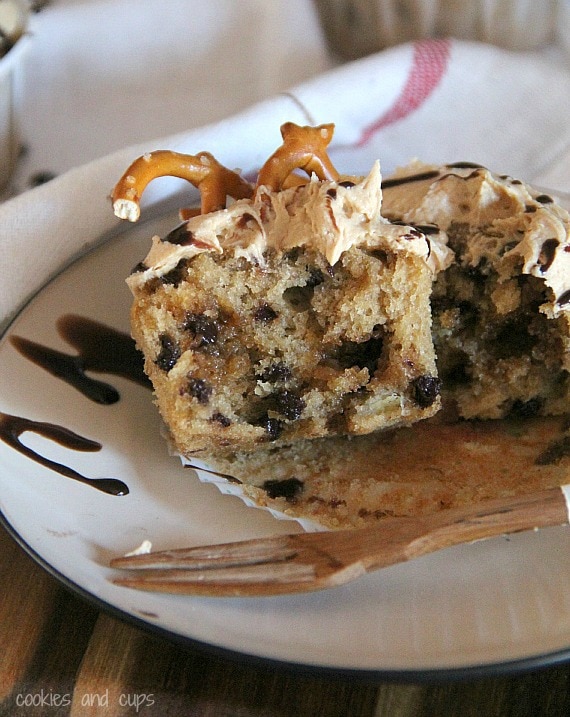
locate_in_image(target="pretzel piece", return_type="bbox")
[256,122,340,192]
[112,150,253,222]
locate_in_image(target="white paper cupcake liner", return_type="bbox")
[179,454,327,533]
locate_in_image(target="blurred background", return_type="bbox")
[315,0,563,58]
[1,0,569,196]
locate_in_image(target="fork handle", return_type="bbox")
[388,484,570,566]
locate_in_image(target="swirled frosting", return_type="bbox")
[127,162,452,292]
[381,161,570,318]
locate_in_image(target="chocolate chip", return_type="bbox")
[274,390,305,420]
[509,397,544,418]
[492,318,536,359]
[254,303,278,323]
[256,414,283,441]
[336,335,384,373]
[457,300,479,329]
[306,267,326,288]
[160,260,188,287]
[257,362,292,383]
[211,412,231,427]
[411,375,442,408]
[183,313,219,346]
[466,263,489,285]
[441,357,470,387]
[155,334,180,372]
[262,477,304,502]
[535,194,554,204]
[183,377,212,404]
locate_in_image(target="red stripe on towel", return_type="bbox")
[356,38,451,146]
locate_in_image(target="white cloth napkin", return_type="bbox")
[16,0,331,179]
[2,24,570,329]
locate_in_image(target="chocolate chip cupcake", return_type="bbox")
[382,161,570,420]
[114,124,451,456]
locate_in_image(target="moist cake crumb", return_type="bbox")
[117,125,451,456]
[382,161,570,421]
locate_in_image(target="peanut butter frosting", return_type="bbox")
[126,162,453,292]
[381,161,570,318]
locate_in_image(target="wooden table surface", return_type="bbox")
[2,524,570,716]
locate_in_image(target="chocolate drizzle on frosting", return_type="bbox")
[445,162,485,169]
[381,169,440,189]
[383,161,570,315]
[557,289,570,307]
[164,223,194,246]
[382,163,486,190]
[537,238,559,274]
[0,412,129,495]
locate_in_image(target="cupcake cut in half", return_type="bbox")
[382,161,570,421]
[113,124,451,456]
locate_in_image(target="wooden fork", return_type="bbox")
[110,485,570,597]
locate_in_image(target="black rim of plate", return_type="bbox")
[1,205,569,683]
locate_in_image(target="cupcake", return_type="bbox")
[114,123,450,456]
[382,160,570,420]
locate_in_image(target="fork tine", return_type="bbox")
[110,537,297,571]
[110,485,570,597]
[112,561,318,597]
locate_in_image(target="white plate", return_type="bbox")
[2,208,570,679]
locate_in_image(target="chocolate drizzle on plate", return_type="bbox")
[0,412,129,495]
[10,314,150,404]
[4,314,148,494]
